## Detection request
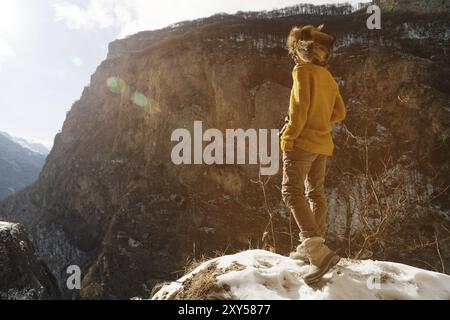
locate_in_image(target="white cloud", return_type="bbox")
[51,0,371,38]
[69,55,84,66]
[0,38,16,62]
[51,0,114,29]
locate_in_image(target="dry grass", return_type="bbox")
[184,249,230,274]
[168,262,231,300]
[380,271,391,284]
[151,249,240,299]
[161,260,248,300]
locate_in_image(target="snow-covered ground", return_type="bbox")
[152,250,450,300]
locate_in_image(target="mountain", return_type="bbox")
[0,132,51,155]
[152,249,450,300]
[0,1,449,299]
[0,132,47,200]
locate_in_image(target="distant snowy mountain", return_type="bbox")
[0,132,51,155]
[0,132,47,199]
[152,250,450,300]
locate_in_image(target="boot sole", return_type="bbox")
[303,253,341,285]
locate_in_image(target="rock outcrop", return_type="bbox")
[0,2,449,299]
[0,221,61,300]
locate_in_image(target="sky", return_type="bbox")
[0,0,369,147]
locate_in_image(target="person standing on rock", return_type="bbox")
[280,24,346,285]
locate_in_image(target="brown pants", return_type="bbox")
[282,147,328,240]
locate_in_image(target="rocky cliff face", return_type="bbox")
[0,221,61,300]
[0,3,449,299]
[375,0,450,14]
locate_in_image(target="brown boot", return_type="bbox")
[289,233,310,263]
[301,237,340,285]
[289,243,310,263]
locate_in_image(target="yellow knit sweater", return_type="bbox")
[280,63,346,156]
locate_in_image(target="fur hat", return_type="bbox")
[286,24,336,66]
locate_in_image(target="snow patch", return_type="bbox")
[399,23,450,41]
[152,250,450,300]
[128,238,143,248]
[0,221,18,232]
[333,34,367,50]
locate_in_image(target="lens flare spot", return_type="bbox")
[131,91,148,108]
[106,76,161,114]
[131,92,161,113]
[107,77,127,94]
